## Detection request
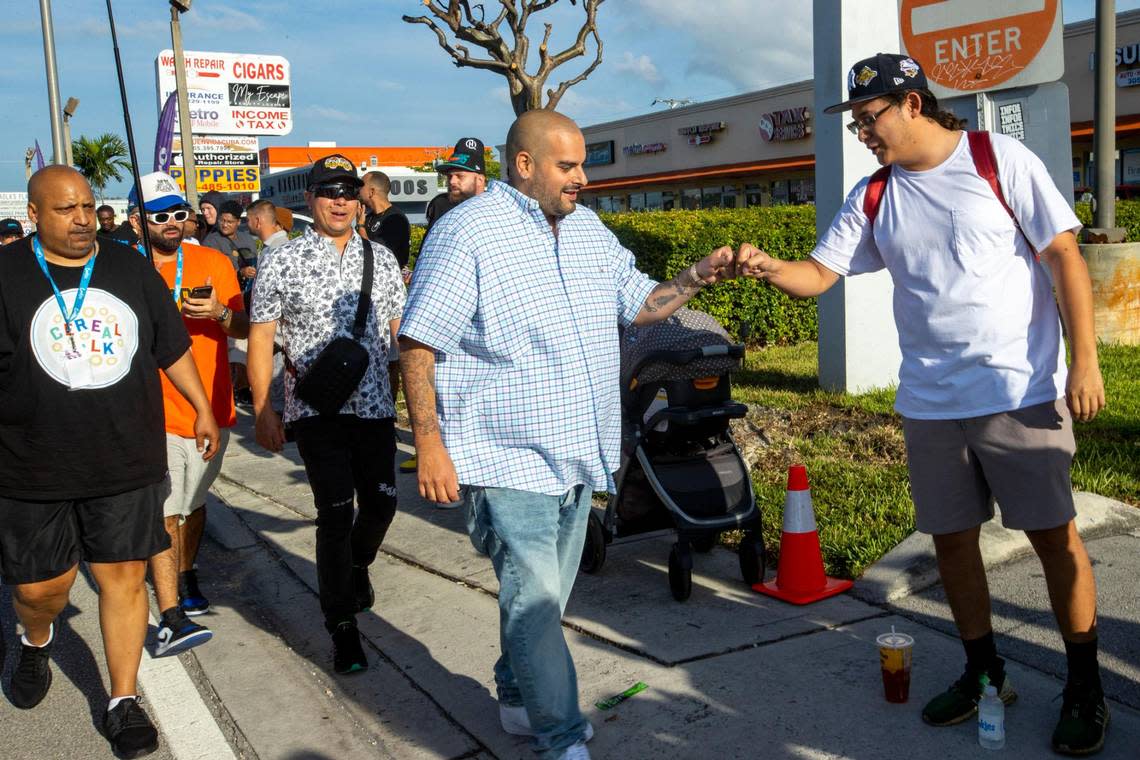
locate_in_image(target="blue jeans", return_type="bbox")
[465,484,592,759]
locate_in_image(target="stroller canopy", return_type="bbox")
[621,307,740,386]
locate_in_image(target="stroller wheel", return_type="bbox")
[579,511,607,574]
[668,543,693,601]
[692,532,718,553]
[738,536,766,586]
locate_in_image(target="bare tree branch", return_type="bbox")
[403,0,605,115]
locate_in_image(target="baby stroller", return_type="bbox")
[580,308,766,601]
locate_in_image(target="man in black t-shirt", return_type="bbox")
[357,171,411,269]
[0,166,220,759]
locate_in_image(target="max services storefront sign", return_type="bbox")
[758,107,811,142]
[585,140,614,166]
[623,142,668,156]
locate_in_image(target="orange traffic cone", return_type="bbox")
[752,464,853,605]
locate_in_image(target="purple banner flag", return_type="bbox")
[154,92,178,173]
[33,140,45,170]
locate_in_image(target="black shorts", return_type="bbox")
[0,480,171,585]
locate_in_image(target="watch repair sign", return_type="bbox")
[156,50,292,136]
[899,0,1063,98]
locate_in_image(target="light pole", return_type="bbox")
[62,97,79,167]
[170,0,199,208]
[1094,0,1117,231]
[38,0,65,164]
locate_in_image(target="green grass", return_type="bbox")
[728,342,1140,580]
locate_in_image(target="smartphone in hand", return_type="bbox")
[188,285,213,299]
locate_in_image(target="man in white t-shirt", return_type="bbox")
[743,53,1108,756]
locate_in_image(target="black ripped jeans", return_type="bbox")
[293,415,397,630]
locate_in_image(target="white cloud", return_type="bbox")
[613,51,662,84]
[305,105,355,122]
[624,0,813,91]
[185,6,265,34]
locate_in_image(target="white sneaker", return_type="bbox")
[560,742,590,760]
[498,704,593,741]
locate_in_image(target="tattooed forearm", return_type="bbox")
[399,339,442,439]
[638,264,707,320]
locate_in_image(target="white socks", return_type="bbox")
[21,622,53,648]
[108,695,139,712]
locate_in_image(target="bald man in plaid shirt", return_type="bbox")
[399,110,767,760]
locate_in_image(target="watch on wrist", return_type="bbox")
[215,305,231,323]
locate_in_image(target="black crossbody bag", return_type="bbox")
[294,240,375,415]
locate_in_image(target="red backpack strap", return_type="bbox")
[862,165,892,224]
[968,131,1017,224]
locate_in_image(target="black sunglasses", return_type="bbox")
[311,184,359,201]
[147,209,192,224]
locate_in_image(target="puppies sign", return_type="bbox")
[900,0,1062,98]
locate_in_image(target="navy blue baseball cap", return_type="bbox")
[437,138,486,174]
[0,218,23,237]
[823,53,929,114]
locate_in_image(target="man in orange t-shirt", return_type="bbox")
[134,173,249,657]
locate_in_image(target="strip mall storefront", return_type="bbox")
[580,9,1140,212]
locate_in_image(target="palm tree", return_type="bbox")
[72,133,132,201]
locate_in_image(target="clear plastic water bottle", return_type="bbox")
[978,683,1006,750]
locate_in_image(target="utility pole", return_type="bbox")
[1094,0,1116,229]
[38,0,65,164]
[170,1,199,208]
[62,97,79,167]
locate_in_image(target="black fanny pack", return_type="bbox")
[294,240,375,415]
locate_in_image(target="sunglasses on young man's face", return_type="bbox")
[146,209,192,224]
[311,183,359,201]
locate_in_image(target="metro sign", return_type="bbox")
[900,0,1063,98]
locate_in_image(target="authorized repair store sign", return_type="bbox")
[155,50,292,136]
[168,135,260,193]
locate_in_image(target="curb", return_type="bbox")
[853,491,1140,604]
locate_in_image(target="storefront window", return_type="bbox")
[681,188,701,210]
[702,187,723,209]
[771,180,789,205]
[744,183,764,207]
[645,191,664,211]
[630,193,646,212]
[789,178,815,204]
[662,191,676,211]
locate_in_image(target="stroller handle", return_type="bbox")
[623,344,745,391]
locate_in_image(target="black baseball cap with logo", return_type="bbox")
[308,154,363,188]
[0,218,23,237]
[823,53,929,114]
[437,138,486,174]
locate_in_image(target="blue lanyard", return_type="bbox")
[33,236,96,348]
[136,243,184,304]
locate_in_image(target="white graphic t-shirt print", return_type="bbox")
[30,288,139,389]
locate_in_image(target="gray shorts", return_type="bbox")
[164,430,230,520]
[902,399,1076,535]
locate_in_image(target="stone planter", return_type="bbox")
[1078,242,1140,345]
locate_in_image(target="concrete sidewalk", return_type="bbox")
[203,412,1140,759]
[4,408,1137,759]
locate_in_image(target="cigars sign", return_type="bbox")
[758,107,812,142]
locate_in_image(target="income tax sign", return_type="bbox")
[899,0,1063,98]
[155,50,292,136]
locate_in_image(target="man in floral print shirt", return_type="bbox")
[247,154,405,675]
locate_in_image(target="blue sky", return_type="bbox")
[3,0,1137,196]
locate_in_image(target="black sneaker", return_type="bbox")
[103,697,159,759]
[922,659,1016,726]
[10,638,53,709]
[353,566,374,613]
[155,609,213,657]
[178,569,209,616]
[331,621,367,674]
[1053,682,1110,756]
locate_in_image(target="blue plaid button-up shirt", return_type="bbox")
[400,181,657,495]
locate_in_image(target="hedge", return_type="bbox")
[1075,200,1140,240]
[599,207,819,344]
[405,199,1140,346]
